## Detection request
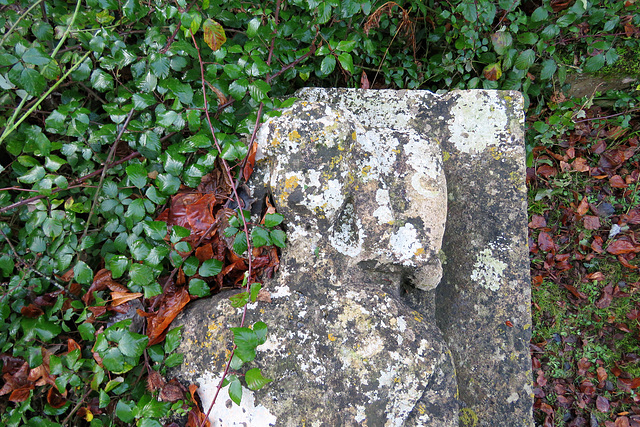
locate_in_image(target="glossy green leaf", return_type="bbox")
[229,327,258,362]
[584,54,605,73]
[119,332,148,358]
[126,163,148,188]
[233,232,248,255]
[338,53,354,74]
[320,55,336,75]
[270,229,286,248]
[250,283,261,302]
[129,263,153,286]
[200,259,223,277]
[228,376,242,405]
[20,67,46,96]
[514,49,535,70]
[74,261,94,285]
[189,278,210,297]
[245,368,272,391]
[248,80,270,102]
[251,227,272,248]
[540,59,557,81]
[164,326,183,353]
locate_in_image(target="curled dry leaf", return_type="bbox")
[147,287,191,346]
[607,239,639,255]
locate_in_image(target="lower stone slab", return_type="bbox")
[169,88,533,426]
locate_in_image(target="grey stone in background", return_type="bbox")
[170,89,532,427]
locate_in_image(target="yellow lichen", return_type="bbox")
[442,151,451,162]
[328,333,336,342]
[488,146,502,160]
[414,247,425,256]
[459,408,478,427]
[288,130,301,141]
[284,175,300,190]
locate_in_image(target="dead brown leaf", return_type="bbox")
[583,215,601,230]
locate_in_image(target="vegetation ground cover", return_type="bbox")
[0,0,638,425]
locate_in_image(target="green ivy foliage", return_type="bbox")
[0,0,638,424]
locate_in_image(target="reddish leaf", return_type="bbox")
[147,370,166,392]
[596,395,610,412]
[528,215,547,229]
[583,215,601,230]
[585,272,605,281]
[537,164,557,178]
[47,386,67,408]
[159,379,186,402]
[195,244,215,262]
[483,63,502,81]
[21,304,44,318]
[360,71,370,89]
[595,284,613,309]
[607,240,639,255]
[9,386,33,402]
[564,284,587,300]
[572,157,590,172]
[83,269,129,305]
[538,231,556,253]
[625,208,640,225]
[618,255,638,270]
[147,288,191,346]
[591,236,604,253]
[67,339,81,354]
[597,367,608,382]
[610,175,628,188]
[203,19,227,51]
[578,357,592,376]
[577,196,590,216]
[242,141,257,182]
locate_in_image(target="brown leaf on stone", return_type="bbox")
[20,304,44,318]
[538,232,557,253]
[583,215,601,230]
[159,379,186,402]
[609,175,628,188]
[607,239,639,255]
[529,215,547,229]
[243,141,257,182]
[256,289,272,303]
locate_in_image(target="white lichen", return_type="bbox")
[470,247,507,292]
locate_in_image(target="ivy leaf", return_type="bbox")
[126,163,148,188]
[129,264,153,286]
[119,332,148,358]
[74,261,93,285]
[263,213,284,228]
[248,80,270,102]
[90,69,114,91]
[253,321,268,345]
[189,278,210,297]
[108,255,130,279]
[540,59,557,81]
[229,327,258,362]
[23,47,51,66]
[245,368,272,391]
[203,19,227,51]
[251,227,272,248]
[233,232,248,255]
[514,49,535,70]
[246,17,260,38]
[20,67,46,95]
[228,376,242,406]
[584,54,605,73]
[164,326,183,353]
[270,229,286,248]
[338,53,354,74]
[320,55,336,75]
[199,259,223,277]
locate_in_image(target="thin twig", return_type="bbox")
[77,109,136,252]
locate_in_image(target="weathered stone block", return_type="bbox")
[170,89,533,427]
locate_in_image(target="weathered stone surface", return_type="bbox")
[170,89,533,427]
